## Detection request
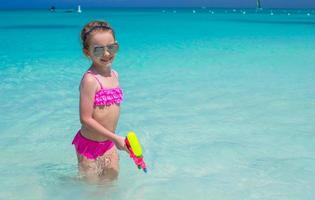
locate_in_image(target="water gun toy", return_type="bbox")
[125,131,147,173]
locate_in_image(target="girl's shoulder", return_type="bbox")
[81,71,97,84]
[79,71,99,91]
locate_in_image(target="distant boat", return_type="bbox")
[64,9,74,13]
[256,0,262,10]
[48,5,77,13]
[77,5,82,13]
[49,6,56,12]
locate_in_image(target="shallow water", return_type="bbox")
[0,8,315,199]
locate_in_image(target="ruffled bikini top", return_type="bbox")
[86,70,123,107]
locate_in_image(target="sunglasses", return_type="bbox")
[92,42,119,57]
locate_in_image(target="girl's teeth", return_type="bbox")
[101,58,112,62]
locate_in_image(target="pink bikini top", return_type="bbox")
[86,70,123,107]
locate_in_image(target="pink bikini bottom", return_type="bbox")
[72,130,115,160]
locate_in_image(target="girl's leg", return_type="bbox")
[97,146,120,181]
[76,152,101,183]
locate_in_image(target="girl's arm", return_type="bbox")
[79,74,125,148]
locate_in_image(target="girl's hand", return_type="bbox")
[114,135,129,153]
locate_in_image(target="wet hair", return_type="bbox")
[80,20,116,49]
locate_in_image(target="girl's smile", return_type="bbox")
[99,57,113,64]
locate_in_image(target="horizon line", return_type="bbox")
[1,6,315,10]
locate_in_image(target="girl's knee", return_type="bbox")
[99,149,120,180]
[102,167,119,180]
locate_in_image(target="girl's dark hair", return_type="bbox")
[80,20,116,49]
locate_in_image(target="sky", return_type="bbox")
[0,0,315,9]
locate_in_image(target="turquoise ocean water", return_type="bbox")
[0,8,315,199]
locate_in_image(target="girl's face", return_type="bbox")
[85,31,118,67]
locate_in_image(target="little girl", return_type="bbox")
[72,20,128,182]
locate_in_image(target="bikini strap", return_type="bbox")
[112,69,119,79]
[86,70,104,89]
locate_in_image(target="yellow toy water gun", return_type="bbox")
[125,131,147,173]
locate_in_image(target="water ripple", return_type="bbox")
[0,25,78,30]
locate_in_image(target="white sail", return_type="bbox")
[256,0,262,9]
[77,5,82,13]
